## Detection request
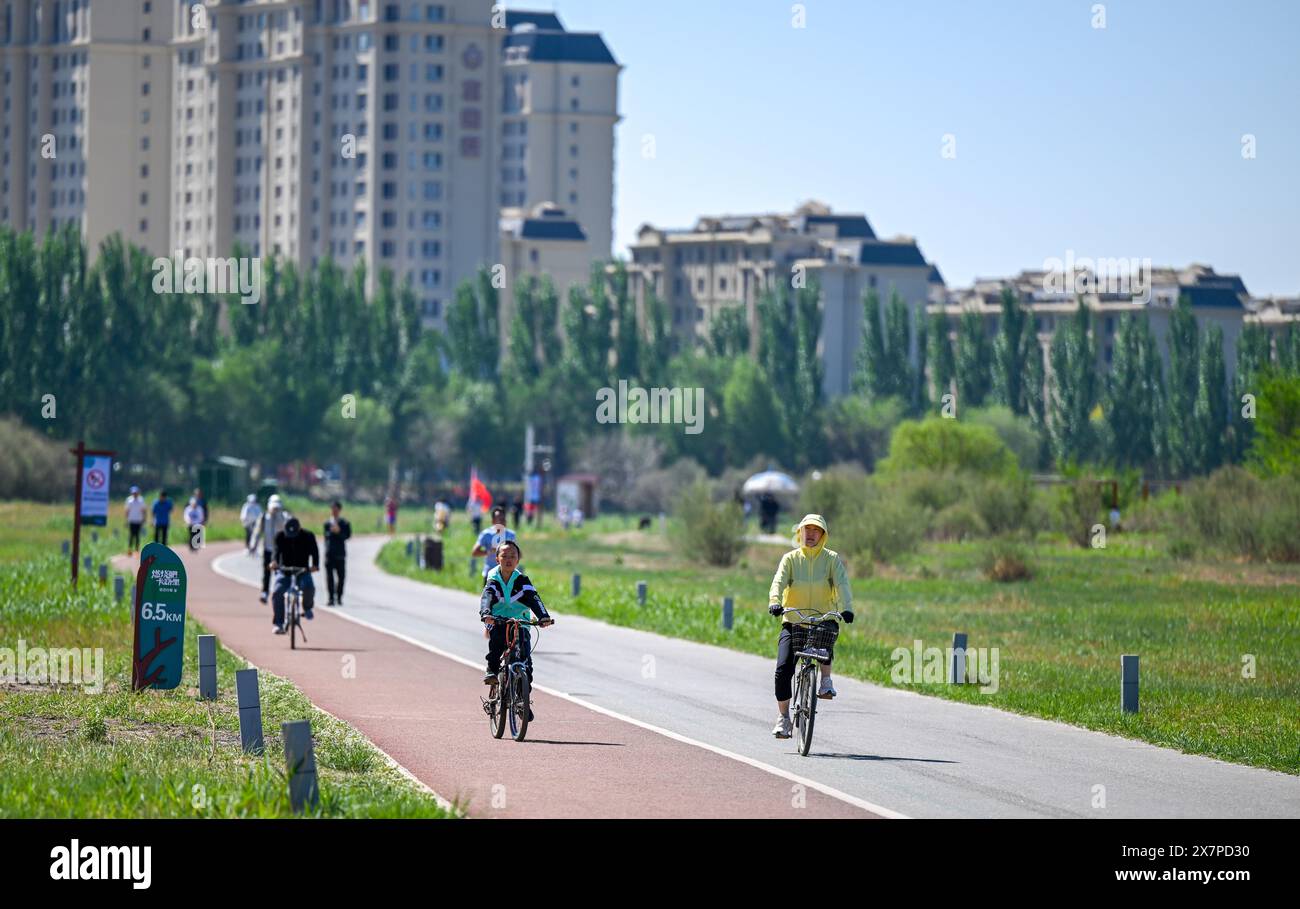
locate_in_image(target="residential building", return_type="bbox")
[626,200,943,398]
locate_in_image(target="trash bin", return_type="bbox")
[424,537,443,571]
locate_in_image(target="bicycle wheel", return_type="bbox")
[509,670,530,742]
[490,670,507,739]
[797,661,818,756]
[289,593,298,650]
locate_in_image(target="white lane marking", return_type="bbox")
[213,550,910,819]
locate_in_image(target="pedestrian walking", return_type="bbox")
[151,490,173,545]
[323,501,352,606]
[124,486,147,555]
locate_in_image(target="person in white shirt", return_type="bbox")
[239,494,263,548]
[183,498,205,551]
[124,486,148,555]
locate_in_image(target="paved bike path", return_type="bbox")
[211,536,1300,819]
[134,542,876,818]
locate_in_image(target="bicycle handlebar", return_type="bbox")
[781,607,844,622]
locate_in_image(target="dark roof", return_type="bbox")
[518,218,587,242]
[928,263,945,285]
[503,31,617,65]
[858,241,927,267]
[801,214,876,240]
[1180,283,1247,309]
[505,10,565,32]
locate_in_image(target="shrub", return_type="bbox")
[836,484,927,564]
[965,406,1045,471]
[1177,467,1300,562]
[878,416,1018,477]
[0,417,73,501]
[1056,473,1107,548]
[982,540,1034,582]
[932,501,986,542]
[670,481,747,567]
[798,463,869,528]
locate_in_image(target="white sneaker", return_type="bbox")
[771,715,792,739]
[818,679,837,699]
[272,624,286,635]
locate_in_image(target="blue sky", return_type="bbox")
[543,0,1299,295]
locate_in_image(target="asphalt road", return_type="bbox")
[205,535,1300,819]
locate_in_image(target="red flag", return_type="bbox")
[470,467,492,512]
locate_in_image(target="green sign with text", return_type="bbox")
[132,542,187,691]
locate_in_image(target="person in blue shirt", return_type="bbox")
[479,540,553,712]
[471,505,516,579]
[151,490,174,545]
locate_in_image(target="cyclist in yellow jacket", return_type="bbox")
[767,513,854,739]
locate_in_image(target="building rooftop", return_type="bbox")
[503,30,618,65]
[501,204,588,242]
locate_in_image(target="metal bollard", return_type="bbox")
[62,540,70,555]
[722,597,734,630]
[83,555,92,571]
[1121,655,1140,713]
[636,581,647,606]
[197,635,217,700]
[405,539,413,556]
[572,573,581,597]
[949,633,968,684]
[282,720,320,812]
[98,564,108,585]
[114,575,125,602]
[235,669,264,754]
[91,530,99,543]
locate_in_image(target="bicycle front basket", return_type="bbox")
[793,621,839,653]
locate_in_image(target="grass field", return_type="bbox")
[375,512,1300,776]
[0,503,454,818]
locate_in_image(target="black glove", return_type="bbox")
[842,610,855,624]
[768,603,783,617]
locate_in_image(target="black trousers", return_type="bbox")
[261,550,274,595]
[128,522,142,550]
[325,557,346,602]
[775,622,836,701]
[154,524,169,545]
[485,620,533,681]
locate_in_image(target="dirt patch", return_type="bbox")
[5,713,241,750]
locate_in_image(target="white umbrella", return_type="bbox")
[742,470,799,496]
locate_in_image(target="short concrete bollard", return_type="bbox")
[722,597,734,630]
[282,720,320,812]
[636,581,647,606]
[197,635,218,700]
[114,575,125,602]
[91,531,99,543]
[470,556,479,578]
[62,540,70,555]
[98,564,108,585]
[83,555,92,571]
[948,632,968,685]
[572,573,581,597]
[235,668,264,754]
[129,582,136,607]
[1121,654,1140,713]
[405,539,413,556]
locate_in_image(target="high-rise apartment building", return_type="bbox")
[2,1,620,329]
[1,0,174,255]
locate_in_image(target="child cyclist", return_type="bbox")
[480,540,554,709]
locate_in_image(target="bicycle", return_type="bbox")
[782,607,843,756]
[278,566,312,650]
[481,618,545,742]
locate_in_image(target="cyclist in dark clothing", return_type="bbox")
[323,501,352,606]
[270,517,319,634]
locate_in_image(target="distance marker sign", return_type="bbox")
[132,542,187,691]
